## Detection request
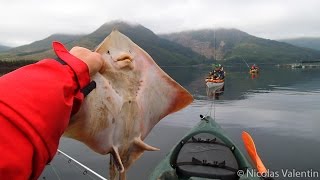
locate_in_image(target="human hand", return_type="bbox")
[70,47,105,76]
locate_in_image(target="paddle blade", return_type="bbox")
[242,131,267,174]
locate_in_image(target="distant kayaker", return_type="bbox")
[0,42,105,179]
[212,64,225,80]
[251,64,259,70]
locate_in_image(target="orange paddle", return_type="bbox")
[242,131,267,174]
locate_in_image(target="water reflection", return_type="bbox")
[3,65,320,98]
[250,71,259,79]
[156,67,320,180]
[163,66,320,100]
[206,85,224,99]
[2,65,320,180]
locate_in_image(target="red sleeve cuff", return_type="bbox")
[52,41,90,89]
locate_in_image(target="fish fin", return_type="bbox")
[110,146,124,173]
[133,136,160,151]
[122,138,158,170]
[109,158,127,180]
[136,52,194,137]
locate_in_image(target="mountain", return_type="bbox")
[279,37,320,51]
[0,34,84,61]
[0,45,11,52]
[0,21,206,66]
[68,21,206,65]
[3,22,320,65]
[9,34,84,54]
[161,29,320,64]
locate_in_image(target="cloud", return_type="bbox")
[0,0,320,46]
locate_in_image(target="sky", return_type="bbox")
[0,0,319,47]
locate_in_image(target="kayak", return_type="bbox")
[206,81,224,90]
[149,115,261,180]
[205,78,224,83]
[205,78,224,90]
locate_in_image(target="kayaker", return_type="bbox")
[208,64,215,76]
[215,64,225,80]
[218,64,224,71]
[251,64,258,70]
[0,42,105,180]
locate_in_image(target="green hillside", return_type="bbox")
[279,37,320,51]
[0,45,11,52]
[0,34,84,61]
[9,34,84,54]
[161,29,320,64]
[0,21,206,66]
[67,21,206,66]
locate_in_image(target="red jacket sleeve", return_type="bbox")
[0,42,90,180]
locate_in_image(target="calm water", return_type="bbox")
[2,65,320,179]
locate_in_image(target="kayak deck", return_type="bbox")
[206,81,224,89]
[176,132,239,179]
[149,115,260,180]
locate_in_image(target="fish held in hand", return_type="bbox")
[64,30,193,179]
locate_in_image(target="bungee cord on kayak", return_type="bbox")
[41,150,107,180]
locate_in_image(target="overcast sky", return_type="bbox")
[1,0,319,47]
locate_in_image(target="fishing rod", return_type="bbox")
[57,149,108,180]
[240,56,250,68]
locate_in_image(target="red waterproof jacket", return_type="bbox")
[0,42,90,179]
